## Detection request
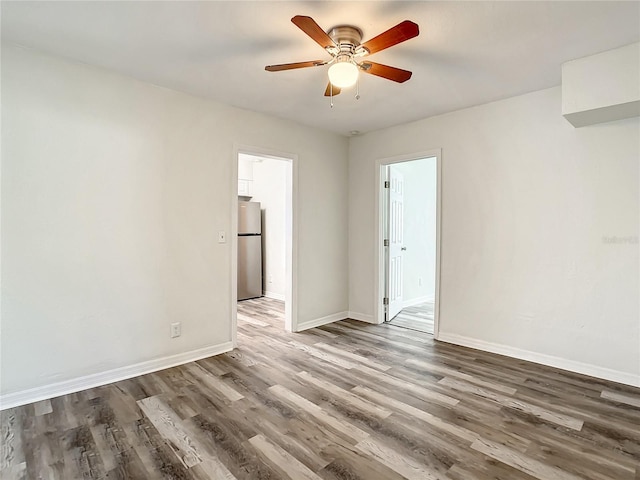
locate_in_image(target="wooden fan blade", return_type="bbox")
[360,20,419,55]
[292,15,336,49]
[265,60,325,72]
[324,83,341,97]
[360,62,413,83]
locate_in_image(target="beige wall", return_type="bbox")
[1,45,349,396]
[251,157,288,300]
[349,86,639,385]
[3,44,638,401]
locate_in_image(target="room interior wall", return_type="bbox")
[1,44,349,401]
[390,159,437,306]
[349,86,639,385]
[2,42,638,404]
[249,157,287,300]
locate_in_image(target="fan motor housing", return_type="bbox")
[328,25,363,52]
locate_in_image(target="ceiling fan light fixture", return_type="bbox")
[328,58,358,88]
[265,16,419,98]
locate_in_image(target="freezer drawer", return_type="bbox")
[238,235,262,300]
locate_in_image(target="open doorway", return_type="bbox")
[375,150,441,336]
[232,147,297,348]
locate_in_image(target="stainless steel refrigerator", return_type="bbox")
[238,201,262,300]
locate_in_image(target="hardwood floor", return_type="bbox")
[2,296,639,479]
[389,302,434,334]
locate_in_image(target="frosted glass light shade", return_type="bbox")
[328,62,358,88]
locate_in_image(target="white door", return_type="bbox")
[386,167,404,320]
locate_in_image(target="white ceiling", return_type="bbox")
[2,1,639,136]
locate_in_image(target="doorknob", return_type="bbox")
[401,247,407,251]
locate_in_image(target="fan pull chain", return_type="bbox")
[355,76,360,100]
[330,83,334,108]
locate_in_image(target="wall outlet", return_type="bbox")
[170,322,181,338]
[268,274,273,284]
[418,277,423,286]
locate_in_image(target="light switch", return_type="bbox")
[218,231,226,243]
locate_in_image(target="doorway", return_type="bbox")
[375,150,441,337]
[232,147,297,348]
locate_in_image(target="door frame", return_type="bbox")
[231,144,298,347]
[374,149,442,339]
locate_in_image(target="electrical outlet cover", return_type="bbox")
[170,322,181,338]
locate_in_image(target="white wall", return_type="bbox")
[391,159,437,306]
[1,45,349,399]
[562,42,640,127]
[349,86,639,385]
[250,157,287,300]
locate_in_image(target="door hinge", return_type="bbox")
[383,297,389,305]
[384,239,389,247]
[384,181,390,188]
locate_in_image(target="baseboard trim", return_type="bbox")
[437,332,640,388]
[347,311,376,324]
[263,291,285,301]
[297,311,348,332]
[402,295,434,309]
[0,342,234,410]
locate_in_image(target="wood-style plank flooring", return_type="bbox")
[2,296,639,479]
[389,302,434,334]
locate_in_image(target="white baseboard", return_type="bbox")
[0,342,234,410]
[297,311,348,332]
[263,291,285,301]
[347,311,376,324]
[437,332,640,388]
[402,295,434,309]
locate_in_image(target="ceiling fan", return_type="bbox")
[265,16,419,98]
